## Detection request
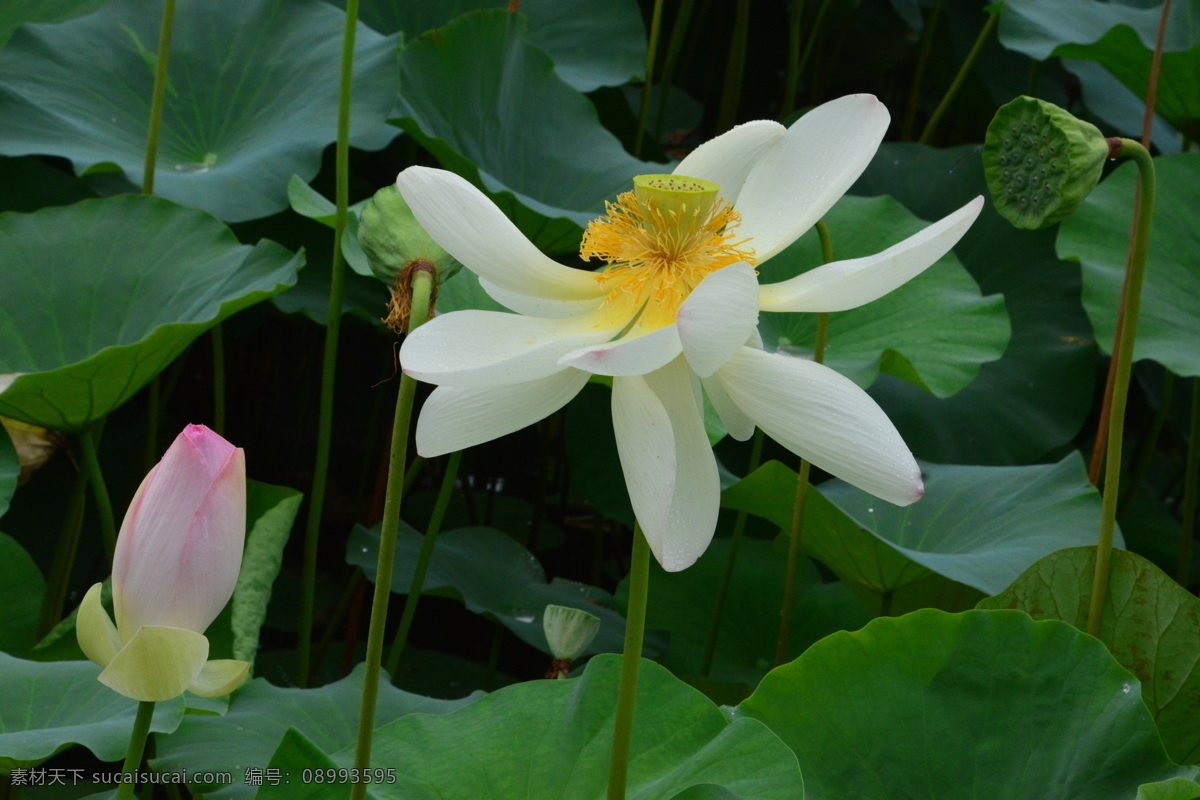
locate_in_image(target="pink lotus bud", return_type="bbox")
[112,424,246,640]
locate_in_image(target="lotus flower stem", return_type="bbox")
[1087,139,1156,636]
[297,0,360,687]
[1178,379,1198,587]
[918,10,996,145]
[775,220,833,666]
[653,0,695,141]
[1119,371,1175,517]
[37,468,89,637]
[350,267,433,800]
[716,0,751,134]
[211,325,226,435]
[700,428,765,677]
[386,449,462,678]
[901,0,944,140]
[114,701,155,800]
[780,0,804,119]
[141,0,175,195]
[79,424,117,563]
[634,0,665,158]
[607,524,651,800]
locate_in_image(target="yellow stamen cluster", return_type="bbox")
[580,191,755,332]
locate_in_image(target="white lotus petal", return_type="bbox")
[481,278,604,318]
[397,167,605,301]
[613,359,720,572]
[415,369,590,457]
[702,376,755,441]
[676,263,760,377]
[715,348,922,505]
[558,325,682,376]
[673,120,786,203]
[736,95,890,261]
[400,309,616,388]
[759,197,985,312]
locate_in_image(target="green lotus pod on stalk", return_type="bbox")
[983,96,1110,230]
[358,184,462,285]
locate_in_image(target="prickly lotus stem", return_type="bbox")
[384,259,438,334]
[983,96,1109,230]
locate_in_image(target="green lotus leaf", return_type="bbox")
[0,196,303,432]
[723,453,1115,596]
[0,0,102,47]
[0,0,400,221]
[853,143,1095,464]
[759,193,1010,399]
[980,546,1200,765]
[0,652,184,769]
[151,665,479,799]
[392,8,651,254]
[739,609,1193,799]
[0,532,44,658]
[1059,154,1200,377]
[349,523,640,659]
[259,655,803,800]
[348,0,646,93]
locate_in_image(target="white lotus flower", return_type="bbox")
[397,94,983,572]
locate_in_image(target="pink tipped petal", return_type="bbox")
[676,263,760,377]
[735,95,891,262]
[400,309,618,388]
[181,424,236,476]
[613,360,721,572]
[171,449,246,634]
[673,120,787,203]
[758,197,985,312]
[480,278,604,319]
[558,325,683,376]
[715,348,923,506]
[701,376,755,441]
[415,369,590,458]
[397,167,605,301]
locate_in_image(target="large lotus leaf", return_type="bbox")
[1059,154,1200,377]
[0,532,43,658]
[259,655,802,800]
[999,0,1200,138]
[979,546,1200,765]
[348,524,640,659]
[1138,778,1200,800]
[392,8,651,254]
[627,536,872,685]
[0,428,16,519]
[852,143,1095,464]
[0,653,184,769]
[343,0,645,93]
[0,0,399,222]
[0,0,103,47]
[230,481,302,668]
[738,609,1193,800]
[723,454,1114,597]
[0,196,303,432]
[759,194,1010,398]
[151,665,478,800]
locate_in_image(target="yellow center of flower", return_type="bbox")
[580,174,756,334]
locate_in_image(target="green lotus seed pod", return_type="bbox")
[358,185,462,285]
[543,604,601,662]
[983,96,1110,230]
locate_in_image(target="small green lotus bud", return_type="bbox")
[543,604,601,662]
[983,96,1110,230]
[358,185,462,285]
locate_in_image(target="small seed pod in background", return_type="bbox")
[543,604,601,678]
[358,184,462,287]
[983,96,1110,230]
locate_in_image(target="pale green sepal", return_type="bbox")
[98,626,208,702]
[188,659,250,698]
[76,582,120,668]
